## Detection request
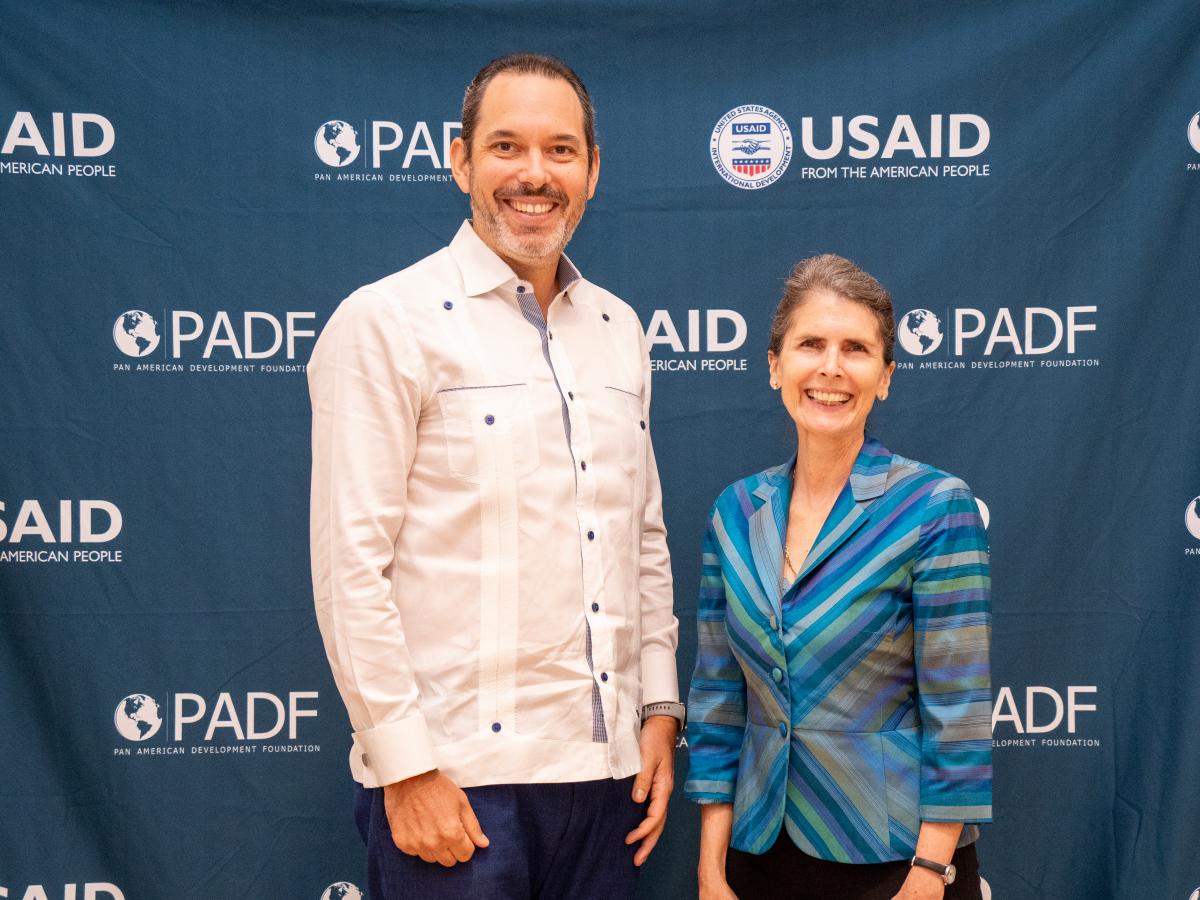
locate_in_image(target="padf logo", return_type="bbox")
[897,309,944,356]
[114,693,162,741]
[711,105,793,189]
[112,311,160,358]
[320,884,364,900]
[315,121,360,167]
[1184,496,1200,541]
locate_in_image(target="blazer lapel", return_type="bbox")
[747,459,793,620]
[797,437,893,582]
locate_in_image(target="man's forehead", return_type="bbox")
[475,72,586,135]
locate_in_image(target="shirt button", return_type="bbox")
[591,602,599,612]
[580,460,587,471]
[600,672,609,682]
[771,667,783,683]
[568,391,574,400]
[442,300,453,310]
[640,420,646,430]
[491,722,502,733]
[602,313,610,322]
[516,285,525,294]
[778,722,788,737]
[587,530,595,541]
[484,414,495,425]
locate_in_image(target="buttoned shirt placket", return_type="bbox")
[514,269,609,744]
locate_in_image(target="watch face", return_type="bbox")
[945,863,957,885]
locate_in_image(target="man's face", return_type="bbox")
[451,72,600,270]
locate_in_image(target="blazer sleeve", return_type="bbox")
[684,513,747,804]
[912,476,993,823]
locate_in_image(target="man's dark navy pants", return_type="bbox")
[355,776,645,899]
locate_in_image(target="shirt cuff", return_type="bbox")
[351,714,438,788]
[640,646,680,705]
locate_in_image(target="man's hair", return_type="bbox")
[461,53,596,168]
[768,254,896,365]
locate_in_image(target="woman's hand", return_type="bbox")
[698,867,739,900]
[890,864,946,900]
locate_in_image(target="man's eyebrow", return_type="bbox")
[480,129,582,145]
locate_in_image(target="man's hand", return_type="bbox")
[383,769,489,867]
[625,715,678,866]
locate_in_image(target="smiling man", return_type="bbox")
[308,54,682,899]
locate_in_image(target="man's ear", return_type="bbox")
[449,136,471,195]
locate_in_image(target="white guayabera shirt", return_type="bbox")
[309,221,678,789]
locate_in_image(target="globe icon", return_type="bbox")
[1189,112,1200,154]
[321,883,364,900]
[975,497,990,530]
[1185,496,1200,541]
[114,693,162,741]
[315,121,360,167]
[113,310,160,358]
[897,309,944,356]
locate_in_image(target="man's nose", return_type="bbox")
[518,151,550,188]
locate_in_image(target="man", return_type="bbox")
[308,53,682,899]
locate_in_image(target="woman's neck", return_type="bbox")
[791,431,864,506]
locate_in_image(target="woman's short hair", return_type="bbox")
[767,254,896,364]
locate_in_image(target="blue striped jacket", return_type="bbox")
[685,437,992,863]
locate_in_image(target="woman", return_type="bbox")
[685,255,992,900]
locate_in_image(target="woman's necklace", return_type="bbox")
[783,544,799,578]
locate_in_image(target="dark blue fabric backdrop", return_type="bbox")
[2,2,1199,898]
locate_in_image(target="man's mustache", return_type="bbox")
[496,187,569,204]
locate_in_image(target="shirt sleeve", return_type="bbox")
[684,513,747,804]
[913,476,993,823]
[635,327,680,705]
[308,289,437,788]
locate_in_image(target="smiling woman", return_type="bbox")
[686,254,993,900]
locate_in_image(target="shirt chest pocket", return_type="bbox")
[435,383,540,483]
[600,385,644,477]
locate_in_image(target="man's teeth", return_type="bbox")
[511,200,554,214]
[806,390,851,403]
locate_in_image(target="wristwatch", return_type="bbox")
[910,856,956,885]
[640,701,686,729]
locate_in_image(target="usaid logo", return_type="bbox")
[0,500,124,564]
[646,309,749,374]
[312,116,459,184]
[112,690,320,756]
[1,111,117,178]
[320,884,364,900]
[895,305,1099,371]
[0,885,124,900]
[111,309,318,374]
[710,105,793,189]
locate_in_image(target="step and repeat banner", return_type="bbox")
[2,1,1199,898]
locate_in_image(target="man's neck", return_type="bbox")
[508,258,559,316]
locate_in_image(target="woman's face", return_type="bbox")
[767,288,895,444]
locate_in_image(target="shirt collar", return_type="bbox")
[448,220,584,300]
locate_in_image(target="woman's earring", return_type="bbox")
[771,380,779,389]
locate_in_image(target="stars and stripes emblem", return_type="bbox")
[733,158,771,176]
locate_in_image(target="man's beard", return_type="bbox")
[470,178,586,266]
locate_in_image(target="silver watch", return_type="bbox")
[640,701,686,729]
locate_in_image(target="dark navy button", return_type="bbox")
[591,602,599,612]
[568,391,574,400]
[778,722,788,737]
[580,460,587,471]
[602,313,610,321]
[484,414,495,425]
[587,530,595,541]
[442,300,453,310]
[639,420,646,430]
[548,331,553,340]
[600,672,609,682]
[491,722,502,733]
[516,285,525,294]
[771,667,783,683]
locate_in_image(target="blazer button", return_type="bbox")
[778,722,788,737]
[769,614,777,630]
[771,667,783,683]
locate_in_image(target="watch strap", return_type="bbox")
[640,701,686,729]
[910,856,955,885]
